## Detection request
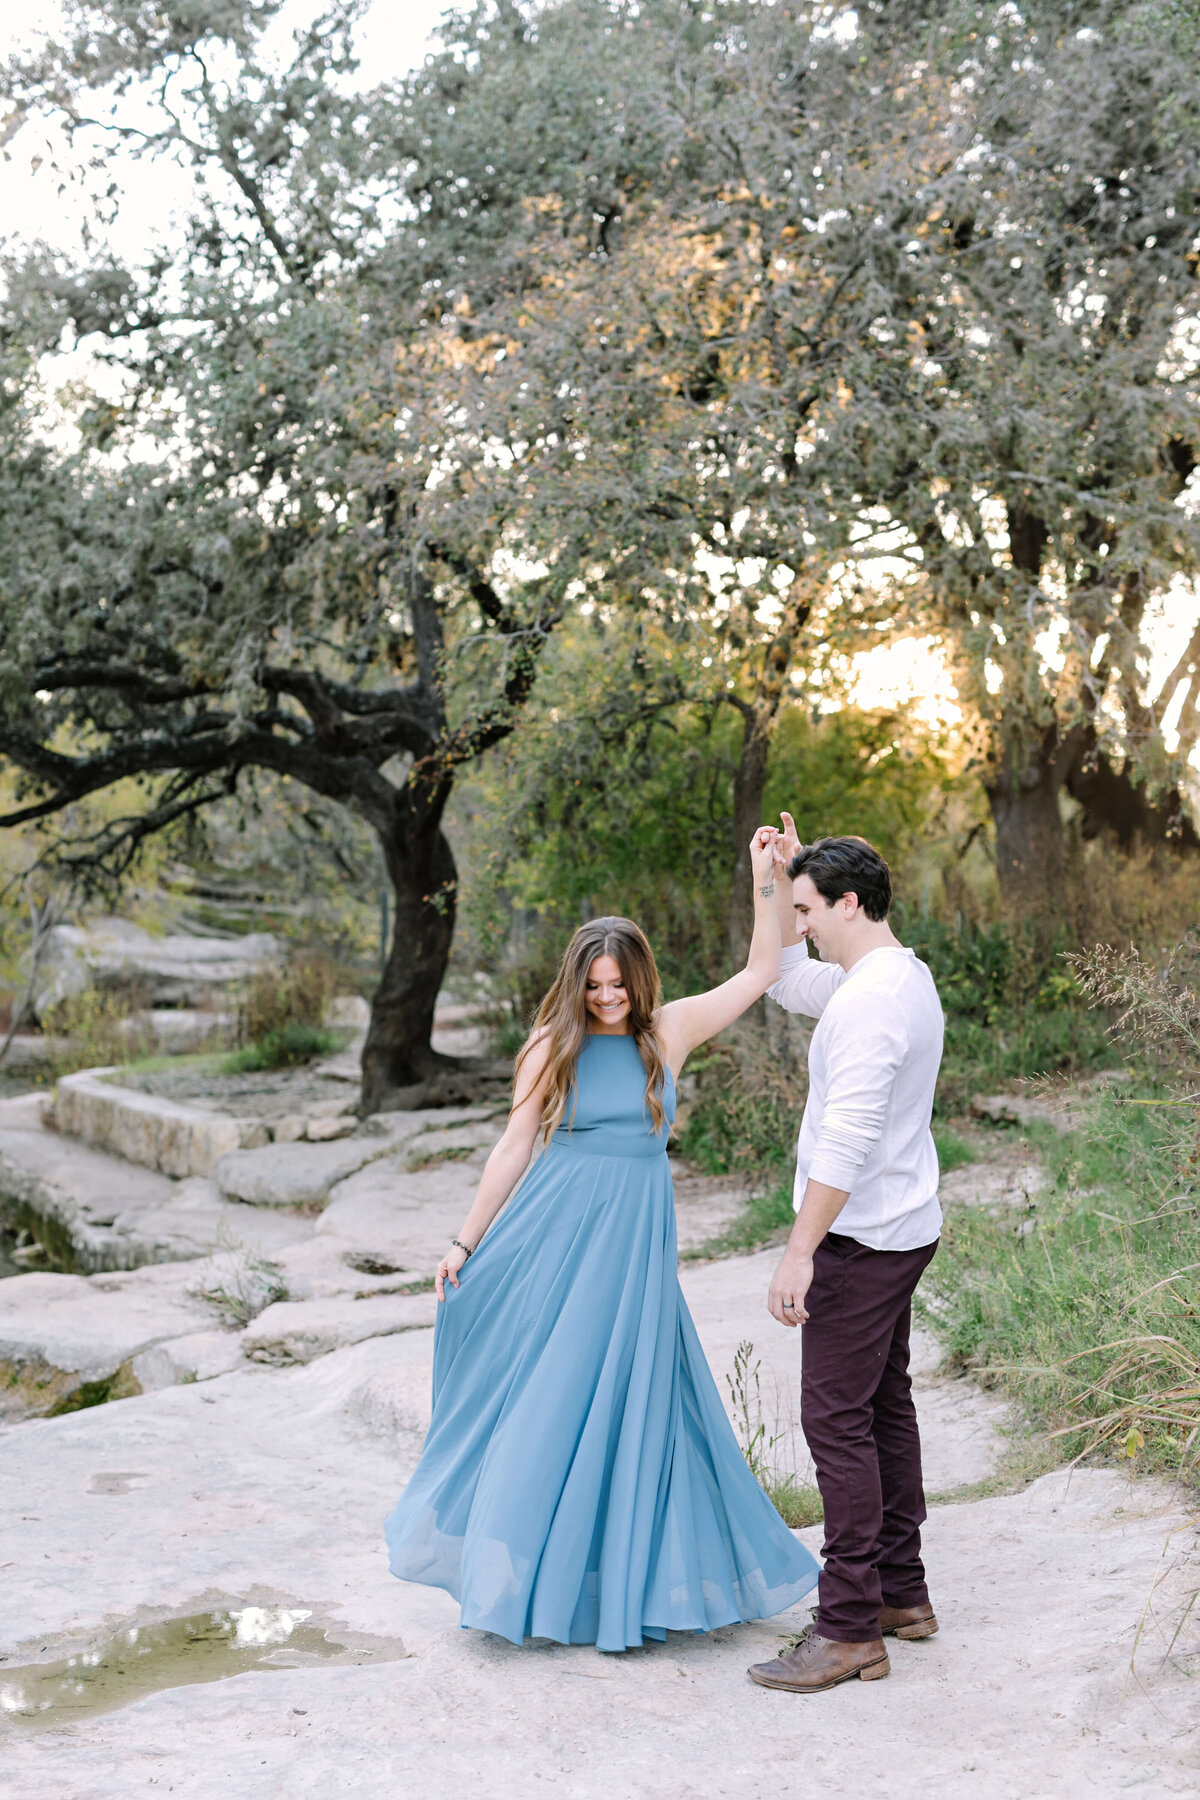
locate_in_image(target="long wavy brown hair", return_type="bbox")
[514,916,668,1141]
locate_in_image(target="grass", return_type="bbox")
[933,1127,977,1174]
[407,1144,476,1171]
[683,1180,795,1261]
[355,1275,436,1298]
[766,1475,825,1529]
[923,1083,1200,1486]
[48,1365,142,1415]
[114,1049,230,1078]
[924,1437,1067,1508]
[220,1023,339,1073]
[682,1124,976,1262]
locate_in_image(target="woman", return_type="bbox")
[385,829,818,1652]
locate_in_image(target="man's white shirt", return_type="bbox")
[767,941,944,1252]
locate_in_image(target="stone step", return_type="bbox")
[0,1093,311,1274]
[213,1106,500,1207]
[54,1068,271,1177]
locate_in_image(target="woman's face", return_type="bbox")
[584,953,631,1032]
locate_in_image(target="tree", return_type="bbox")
[780,0,1200,905]
[6,0,1198,1132]
[461,605,958,998]
[380,0,884,958]
[420,0,1200,914]
[0,0,590,1108]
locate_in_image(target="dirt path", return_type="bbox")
[1,1236,1196,1797]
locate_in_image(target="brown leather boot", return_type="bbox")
[747,1631,890,1693]
[878,1602,938,1640]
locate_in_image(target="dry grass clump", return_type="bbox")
[237,951,334,1047]
[190,1245,287,1327]
[41,986,153,1077]
[1062,840,1200,955]
[1050,1331,1200,1472]
[1065,934,1200,1073]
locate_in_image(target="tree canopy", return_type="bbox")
[1,0,1198,1099]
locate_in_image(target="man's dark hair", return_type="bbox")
[785,836,892,921]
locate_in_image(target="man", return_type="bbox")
[747,816,944,1695]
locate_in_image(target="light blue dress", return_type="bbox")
[385,1032,819,1651]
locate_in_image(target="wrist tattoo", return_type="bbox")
[758,882,775,899]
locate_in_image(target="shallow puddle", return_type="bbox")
[0,1605,407,1731]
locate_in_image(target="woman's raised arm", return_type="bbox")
[657,828,783,1076]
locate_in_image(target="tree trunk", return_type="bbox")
[359,799,506,1113]
[986,719,1199,923]
[984,724,1078,915]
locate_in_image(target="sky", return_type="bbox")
[1,0,452,264]
[3,0,1198,739]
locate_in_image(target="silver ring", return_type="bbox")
[783,1300,796,1310]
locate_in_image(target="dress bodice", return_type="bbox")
[550,1033,676,1159]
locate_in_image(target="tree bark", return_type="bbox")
[984,724,1080,915]
[360,795,504,1112]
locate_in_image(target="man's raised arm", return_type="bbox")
[765,810,845,1019]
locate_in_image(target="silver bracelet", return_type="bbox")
[451,1238,474,1259]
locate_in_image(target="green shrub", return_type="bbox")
[221,1022,337,1073]
[898,912,1118,1110]
[685,1181,795,1259]
[677,1045,798,1181]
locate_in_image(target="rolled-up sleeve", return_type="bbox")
[766,943,845,1018]
[808,999,909,1191]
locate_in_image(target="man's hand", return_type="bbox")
[768,1246,815,1328]
[779,809,802,870]
[768,1183,848,1325]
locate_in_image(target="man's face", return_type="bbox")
[792,872,843,960]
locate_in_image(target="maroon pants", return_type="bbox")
[800,1230,939,1642]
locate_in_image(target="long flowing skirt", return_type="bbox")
[385,1141,819,1652]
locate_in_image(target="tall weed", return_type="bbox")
[726,1340,822,1529]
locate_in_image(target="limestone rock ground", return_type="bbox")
[0,1125,1196,1795]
